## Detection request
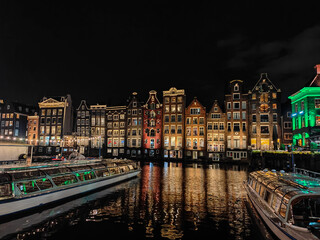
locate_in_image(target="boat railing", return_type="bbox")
[295,168,320,179]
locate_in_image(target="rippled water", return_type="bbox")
[1,162,269,240]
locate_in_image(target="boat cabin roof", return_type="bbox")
[249,170,320,203]
[0,159,137,183]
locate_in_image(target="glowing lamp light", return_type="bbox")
[299,111,304,115]
[291,113,297,117]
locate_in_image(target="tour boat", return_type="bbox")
[244,169,320,240]
[0,159,140,218]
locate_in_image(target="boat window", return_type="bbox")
[250,179,256,188]
[16,181,40,194]
[108,167,120,175]
[291,197,320,228]
[76,171,96,181]
[264,191,273,206]
[52,174,78,186]
[119,166,129,173]
[70,166,91,172]
[271,195,281,212]
[0,184,12,198]
[44,167,71,175]
[91,164,106,170]
[279,202,287,218]
[259,185,266,197]
[128,165,134,170]
[35,178,53,190]
[12,170,44,180]
[255,182,260,193]
[94,169,110,178]
[0,173,11,184]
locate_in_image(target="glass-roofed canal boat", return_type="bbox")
[0,159,140,218]
[244,169,320,240]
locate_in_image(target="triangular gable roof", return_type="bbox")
[41,97,62,104]
[208,100,223,114]
[76,100,89,111]
[145,90,161,105]
[252,73,278,91]
[308,65,320,87]
[186,97,206,111]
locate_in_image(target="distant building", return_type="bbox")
[162,87,186,159]
[38,95,73,155]
[106,105,127,158]
[126,92,143,158]
[75,100,91,155]
[225,80,249,160]
[184,97,206,160]
[0,101,36,142]
[248,73,282,150]
[27,113,39,146]
[289,64,320,150]
[89,104,106,157]
[207,100,226,161]
[143,90,162,159]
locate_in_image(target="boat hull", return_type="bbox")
[0,170,140,218]
[244,183,293,240]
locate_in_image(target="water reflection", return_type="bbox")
[3,162,263,240]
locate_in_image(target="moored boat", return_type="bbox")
[0,159,140,218]
[244,169,320,240]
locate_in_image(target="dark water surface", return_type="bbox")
[1,162,270,240]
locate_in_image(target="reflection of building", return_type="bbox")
[75,100,90,155]
[184,97,206,160]
[89,104,106,157]
[162,87,186,159]
[249,73,282,150]
[207,100,226,160]
[225,80,248,160]
[106,105,127,158]
[126,92,143,158]
[289,64,320,150]
[143,90,162,159]
[38,95,73,155]
[27,113,39,145]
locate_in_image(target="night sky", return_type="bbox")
[1,1,320,109]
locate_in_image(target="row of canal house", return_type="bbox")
[74,72,286,161]
[16,72,294,161]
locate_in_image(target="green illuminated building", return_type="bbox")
[288,64,320,149]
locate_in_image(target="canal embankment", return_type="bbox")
[249,150,320,173]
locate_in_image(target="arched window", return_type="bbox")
[260,93,268,102]
[234,83,239,91]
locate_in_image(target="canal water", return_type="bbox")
[1,162,273,240]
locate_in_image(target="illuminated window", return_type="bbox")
[272,92,277,99]
[260,104,269,112]
[272,103,277,109]
[260,93,268,102]
[252,94,256,100]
